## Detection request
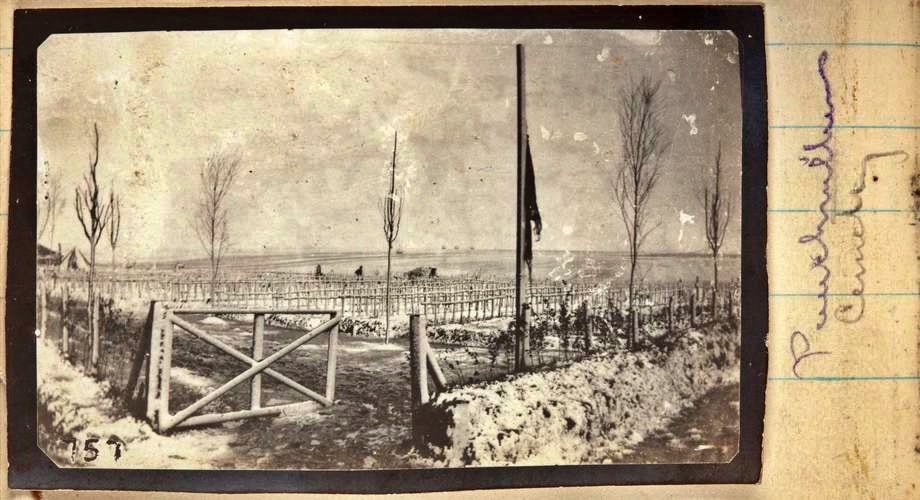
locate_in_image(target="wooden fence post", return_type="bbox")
[667,295,673,334]
[325,318,339,401]
[61,284,69,357]
[584,303,593,353]
[251,313,265,409]
[690,292,697,327]
[158,308,175,431]
[728,290,734,320]
[146,302,165,426]
[409,314,429,429]
[522,304,532,362]
[426,349,447,393]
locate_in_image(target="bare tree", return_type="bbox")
[698,142,734,312]
[74,122,112,368]
[192,151,241,302]
[108,185,122,268]
[39,160,65,250]
[611,76,671,349]
[379,131,403,344]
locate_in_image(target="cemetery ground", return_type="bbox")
[38,310,739,469]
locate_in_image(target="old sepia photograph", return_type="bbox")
[33,27,743,471]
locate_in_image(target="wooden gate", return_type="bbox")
[145,301,340,432]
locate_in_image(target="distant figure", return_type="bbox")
[175,263,185,271]
[355,265,364,280]
[429,267,438,279]
[315,264,323,278]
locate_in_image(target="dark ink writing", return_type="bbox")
[798,50,835,331]
[61,435,127,463]
[834,151,909,323]
[790,330,831,379]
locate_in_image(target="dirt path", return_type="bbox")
[615,383,740,463]
[160,315,523,469]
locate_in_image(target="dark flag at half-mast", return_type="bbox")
[523,135,542,275]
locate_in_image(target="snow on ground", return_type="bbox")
[37,338,234,469]
[198,316,229,326]
[171,366,220,392]
[37,312,739,469]
[416,322,740,466]
[296,340,404,353]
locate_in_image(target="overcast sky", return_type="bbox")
[38,29,741,262]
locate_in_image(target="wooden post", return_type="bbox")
[251,314,265,409]
[585,303,593,353]
[632,305,639,345]
[676,290,683,323]
[522,304,532,352]
[409,314,429,411]
[325,319,339,401]
[728,290,734,320]
[690,292,697,327]
[426,350,447,393]
[514,43,528,373]
[61,285,69,356]
[158,307,175,430]
[711,287,718,321]
[667,295,673,334]
[90,294,100,367]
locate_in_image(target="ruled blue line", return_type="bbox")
[770,292,918,297]
[770,375,920,381]
[769,208,906,213]
[770,125,919,130]
[767,42,919,48]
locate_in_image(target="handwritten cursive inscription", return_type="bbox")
[798,50,835,331]
[790,330,831,378]
[832,150,907,323]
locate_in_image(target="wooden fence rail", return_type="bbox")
[145,303,340,432]
[40,271,739,332]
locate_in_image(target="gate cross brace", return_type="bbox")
[169,314,333,406]
[153,310,339,432]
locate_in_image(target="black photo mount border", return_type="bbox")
[7,5,767,493]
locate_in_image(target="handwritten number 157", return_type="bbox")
[62,436,126,462]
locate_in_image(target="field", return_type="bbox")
[35,251,741,469]
[148,249,740,285]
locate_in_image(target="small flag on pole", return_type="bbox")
[523,135,542,276]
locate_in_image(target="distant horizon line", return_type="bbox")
[132,248,742,264]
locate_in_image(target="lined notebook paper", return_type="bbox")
[762,0,918,497]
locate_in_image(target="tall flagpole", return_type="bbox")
[514,44,527,371]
